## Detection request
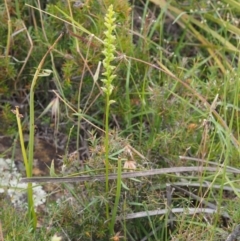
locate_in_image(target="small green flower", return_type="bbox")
[101,4,116,96]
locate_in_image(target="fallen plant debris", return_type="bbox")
[225,224,240,241]
[20,166,240,183]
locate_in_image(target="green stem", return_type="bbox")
[16,33,63,231]
[110,158,122,235]
[105,96,110,221]
[15,107,37,228]
[4,0,11,57]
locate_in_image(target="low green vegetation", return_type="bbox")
[1,0,240,240]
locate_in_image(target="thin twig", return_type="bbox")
[225,224,240,241]
[118,207,229,220]
[20,166,240,184]
[0,221,4,241]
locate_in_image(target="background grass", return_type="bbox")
[1,0,240,240]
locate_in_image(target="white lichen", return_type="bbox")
[0,158,47,209]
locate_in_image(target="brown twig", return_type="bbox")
[20,166,240,184]
[225,224,240,241]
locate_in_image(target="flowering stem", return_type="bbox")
[101,4,116,225]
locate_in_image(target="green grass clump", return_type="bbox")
[0,198,59,240]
